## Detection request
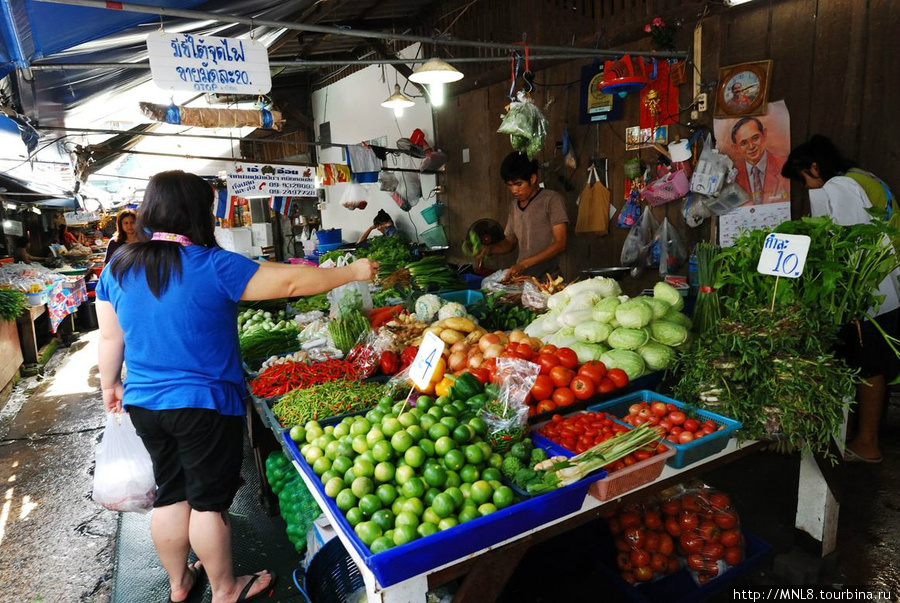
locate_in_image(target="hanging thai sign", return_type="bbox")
[64,210,101,224]
[226,162,316,199]
[147,32,271,95]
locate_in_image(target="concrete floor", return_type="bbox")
[0,330,898,603]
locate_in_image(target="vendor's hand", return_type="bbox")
[475,246,489,267]
[102,382,124,413]
[353,258,379,281]
[507,262,527,277]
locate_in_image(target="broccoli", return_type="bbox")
[501,455,524,478]
[530,448,548,466]
[509,442,529,462]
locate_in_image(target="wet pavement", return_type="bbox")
[0,331,898,603]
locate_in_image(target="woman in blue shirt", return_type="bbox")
[96,171,377,603]
[357,209,397,243]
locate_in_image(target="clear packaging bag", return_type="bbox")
[657,218,688,276]
[621,206,658,271]
[92,413,156,513]
[478,357,539,452]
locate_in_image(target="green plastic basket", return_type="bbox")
[420,225,448,247]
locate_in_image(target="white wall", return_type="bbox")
[311,47,441,245]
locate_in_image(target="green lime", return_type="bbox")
[410,407,424,420]
[487,453,503,470]
[335,489,358,512]
[401,497,424,517]
[427,406,445,420]
[419,414,437,431]
[324,477,345,498]
[372,509,394,532]
[393,523,418,546]
[289,425,307,443]
[443,449,465,471]
[335,442,354,460]
[405,425,425,442]
[459,483,472,500]
[418,438,435,457]
[400,477,425,499]
[423,487,441,507]
[343,468,357,485]
[355,521,382,546]
[303,446,324,465]
[477,442,493,461]
[439,416,458,431]
[444,470,461,488]
[435,395,451,407]
[459,464,480,484]
[438,517,459,531]
[375,483,397,507]
[324,440,341,460]
[417,522,439,539]
[428,423,450,440]
[477,503,498,517]
[481,468,502,483]
[423,465,447,488]
[312,456,332,476]
[452,424,473,445]
[364,409,381,423]
[352,459,375,478]
[394,464,415,485]
[434,436,457,456]
[404,446,426,468]
[398,412,418,428]
[374,461,396,483]
[432,493,455,518]
[359,493,382,517]
[492,486,515,509]
[457,505,480,523]
[463,444,484,465]
[390,430,414,454]
[443,486,463,509]
[488,480,503,491]
[377,396,394,411]
[312,435,333,450]
[391,497,406,516]
[359,451,376,465]
[467,417,488,437]
[371,440,393,463]
[319,469,340,485]
[416,395,434,409]
[394,510,419,529]
[366,428,386,448]
[350,418,371,436]
[351,476,374,498]
[345,506,364,527]
[351,435,369,455]
[422,507,442,525]
[381,418,403,438]
[470,480,493,505]
[333,423,350,439]
[442,404,461,418]
[370,536,393,554]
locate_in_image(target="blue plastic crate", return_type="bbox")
[592,531,771,603]
[461,273,484,290]
[282,430,602,587]
[588,390,742,469]
[439,289,484,307]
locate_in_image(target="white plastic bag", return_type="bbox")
[92,413,156,513]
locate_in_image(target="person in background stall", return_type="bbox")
[58,223,84,250]
[11,235,48,263]
[357,209,397,243]
[96,171,378,603]
[104,209,138,264]
[783,134,900,464]
[477,151,568,278]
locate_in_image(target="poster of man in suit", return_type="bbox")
[714,100,791,206]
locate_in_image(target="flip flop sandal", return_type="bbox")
[843,448,883,464]
[168,562,206,603]
[235,570,277,602]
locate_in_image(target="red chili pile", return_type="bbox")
[250,359,359,398]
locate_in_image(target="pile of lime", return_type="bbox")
[292,394,518,553]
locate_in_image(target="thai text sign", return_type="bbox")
[147,32,271,94]
[226,162,316,198]
[64,211,101,225]
[757,232,810,278]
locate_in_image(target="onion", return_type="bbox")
[479,333,500,352]
[527,337,544,351]
[467,352,484,369]
[508,330,526,343]
[484,343,504,359]
[450,340,470,354]
[448,351,468,372]
[493,331,509,346]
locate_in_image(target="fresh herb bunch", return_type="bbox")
[471,292,538,331]
[673,306,858,461]
[356,235,413,281]
[0,290,27,321]
[692,242,721,335]
[292,293,329,314]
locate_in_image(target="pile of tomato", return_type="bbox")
[618,400,724,445]
[525,346,629,416]
[660,486,744,585]
[607,485,744,586]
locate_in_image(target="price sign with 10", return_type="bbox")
[410,331,446,390]
[757,232,811,278]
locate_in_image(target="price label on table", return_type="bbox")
[757,233,811,278]
[409,331,446,390]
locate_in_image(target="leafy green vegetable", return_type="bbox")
[0,290,27,321]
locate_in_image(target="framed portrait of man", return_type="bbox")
[714,60,772,118]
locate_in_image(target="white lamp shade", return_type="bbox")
[381,85,415,110]
[409,57,464,84]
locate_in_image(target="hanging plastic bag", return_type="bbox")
[497,91,548,159]
[621,206,658,272]
[340,183,368,210]
[617,190,642,229]
[92,413,156,513]
[690,136,733,198]
[657,218,688,276]
[478,357,539,452]
[327,255,373,318]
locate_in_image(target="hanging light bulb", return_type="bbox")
[409,57,464,85]
[380,84,414,116]
[429,83,445,107]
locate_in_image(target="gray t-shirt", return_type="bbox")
[504,187,569,278]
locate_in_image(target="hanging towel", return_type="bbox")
[346,145,382,183]
[575,165,611,235]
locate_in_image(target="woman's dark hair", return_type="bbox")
[110,171,217,298]
[782,134,856,183]
[113,209,137,243]
[58,224,68,238]
[373,209,393,227]
[500,152,539,182]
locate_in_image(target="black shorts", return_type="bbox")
[129,406,245,512]
[836,308,900,380]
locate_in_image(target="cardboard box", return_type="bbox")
[251,223,273,246]
[215,227,252,256]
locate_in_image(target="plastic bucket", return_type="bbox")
[316,228,342,245]
[420,225,448,247]
[420,203,443,225]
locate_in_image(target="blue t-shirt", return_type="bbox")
[96,246,260,416]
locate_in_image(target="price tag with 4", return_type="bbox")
[757,233,811,278]
[409,331,446,391]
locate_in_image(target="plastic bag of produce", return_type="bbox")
[521,280,550,310]
[92,413,156,513]
[606,499,681,584]
[621,206,658,272]
[481,269,524,296]
[659,480,745,586]
[327,261,373,318]
[479,357,539,452]
[497,92,549,159]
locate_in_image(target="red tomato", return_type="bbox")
[614,537,630,553]
[616,552,632,571]
[677,431,695,444]
[651,553,669,573]
[618,510,642,529]
[686,553,706,572]
[536,399,557,414]
[552,387,576,407]
[683,418,700,432]
[630,549,650,568]
[705,561,720,577]
[679,532,703,554]
[628,403,644,415]
[658,533,675,556]
[621,571,635,584]
[666,557,680,574]
[514,342,534,360]
[530,374,554,400]
[714,509,739,530]
[597,378,617,394]
[724,546,743,566]
[570,375,596,400]
[468,368,490,384]
[538,344,558,355]
[661,500,681,517]
[708,492,731,511]
[668,411,686,426]
[643,511,663,531]
[549,365,574,388]
[624,527,646,549]
[701,542,725,561]
[633,565,654,582]
[606,368,629,388]
[578,360,607,382]
[650,401,668,417]
[699,521,721,542]
[664,516,682,538]
[678,511,699,531]
[644,531,660,552]
[554,347,579,369]
[536,353,560,375]
[720,529,742,548]
[607,517,622,535]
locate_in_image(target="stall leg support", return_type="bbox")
[451,537,532,603]
[794,448,842,556]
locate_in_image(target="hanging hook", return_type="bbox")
[523,70,535,94]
